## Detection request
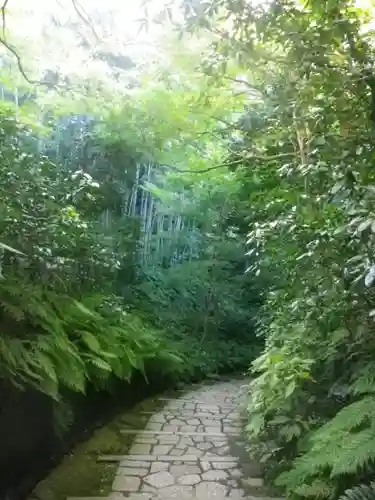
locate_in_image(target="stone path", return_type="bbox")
[69,380,279,500]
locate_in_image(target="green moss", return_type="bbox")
[31,395,165,500]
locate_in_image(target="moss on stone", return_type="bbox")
[30,395,164,500]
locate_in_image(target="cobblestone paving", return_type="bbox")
[98,380,270,500]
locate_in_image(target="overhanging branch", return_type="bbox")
[1,0,8,38]
[71,0,100,42]
[0,0,99,87]
[0,35,41,85]
[164,152,295,174]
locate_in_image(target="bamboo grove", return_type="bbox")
[2,1,375,499]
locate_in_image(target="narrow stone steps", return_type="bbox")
[120,429,237,437]
[158,398,238,407]
[63,380,282,500]
[139,411,239,420]
[67,496,284,500]
[68,496,283,500]
[98,454,241,463]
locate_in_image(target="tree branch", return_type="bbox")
[0,0,99,88]
[0,0,101,86]
[223,75,263,96]
[0,35,79,91]
[0,2,64,87]
[0,35,42,85]
[163,152,295,174]
[165,159,242,174]
[71,0,100,43]
[1,0,8,38]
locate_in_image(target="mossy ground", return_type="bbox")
[29,395,173,500]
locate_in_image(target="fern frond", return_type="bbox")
[339,483,375,500]
[330,427,375,476]
[1,301,25,321]
[310,396,375,441]
[349,365,375,396]
[276,396,375,491]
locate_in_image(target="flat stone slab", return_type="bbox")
[119,460,151,468]
[117,467,149,476]
[144,471,175,488]
[241,477,265,487]
[178,474,201,485]
[112,475,141,492]
[67,498,107,500]
[98,455,155,462]
[124,495,153,500]
[195,481,228,499]
[202,469,229,481]
[151,462,170,473]
[170,464,201,477]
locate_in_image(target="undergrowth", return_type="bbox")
[0,96,259,444]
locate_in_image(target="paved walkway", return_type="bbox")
[71,380,277,500]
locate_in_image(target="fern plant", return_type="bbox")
[276,396,375,499]
[339,483,375,500]
[0,277,184,398]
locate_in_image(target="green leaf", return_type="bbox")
[357,219,372,233]
[0,242,24,255]
[285,381,297,398]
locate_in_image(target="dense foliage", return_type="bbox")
[0,9,260,443]
[155,0,375,498]
[0,106,180,398]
